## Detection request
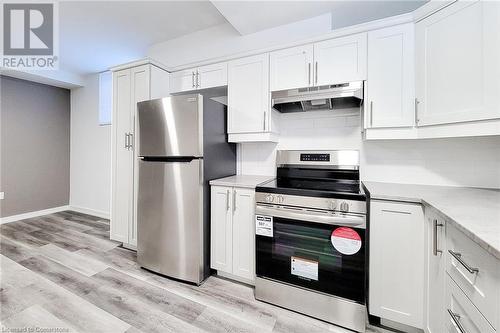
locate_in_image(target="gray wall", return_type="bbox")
[1,76,70,218]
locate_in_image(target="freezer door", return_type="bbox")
[137,94,203,157]
[137,158,204,284]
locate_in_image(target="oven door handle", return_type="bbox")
[256,204,366,229]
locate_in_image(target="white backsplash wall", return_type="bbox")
[361,136,500,188]
[239,109,362,176]
[238,110,500,188]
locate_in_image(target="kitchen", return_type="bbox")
[1,1,499,333]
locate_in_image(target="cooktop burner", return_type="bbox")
[255,150,366,201]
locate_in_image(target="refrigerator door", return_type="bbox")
[137,94,203,157]
[137,158,204,284]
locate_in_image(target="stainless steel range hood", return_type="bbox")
[272,81,364,113]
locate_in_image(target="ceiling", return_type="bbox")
[212,1,426,35]
[52,1,427,77]
[59,1,226,74]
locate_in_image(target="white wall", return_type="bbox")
[70,74,112,217]
[240,111,500,189]
[240,109,361,175]
[361,136,500,188]
[148,14,332,68]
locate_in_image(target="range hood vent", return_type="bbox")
[272,81,364,113]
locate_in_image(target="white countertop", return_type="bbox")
[363,181,500,260]
[210,175,274,189]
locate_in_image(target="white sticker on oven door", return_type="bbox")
[291,256,318,281]
[255,215,273,237]
[331,227,362,255]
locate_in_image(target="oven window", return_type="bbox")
[256,216,365,304]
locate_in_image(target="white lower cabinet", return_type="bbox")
[424,207,446,333]
[210,185,256,284]
[369,200,424,329]
[445,274,495,333]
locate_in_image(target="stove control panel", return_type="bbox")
[256,192,366,215]
[300,153,330,162]
[339,201,350,213]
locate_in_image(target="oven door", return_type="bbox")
[255,203,366,304]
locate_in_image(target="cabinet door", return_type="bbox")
[130,65,151,248]
[270,44,313,91]
[314,33,367,86]
[369,200,424,329]
[170,68,196,93]
[197,63,227,89]
[415,0,500,126]
[111,69,133,243]
[227,54,270,134]
[367,24,415,128]
[425,210,446,333]
[232,188,255,282]
[210,186,233,273]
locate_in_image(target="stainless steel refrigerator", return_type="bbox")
[136,91,236,285]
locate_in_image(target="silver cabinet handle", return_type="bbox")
[414,98,419,125]
[308,63,311,86]
[433,219,444,256]
[263,111,266,131]
[448,250,479,274]
[315,61,318,85]
[192,72,195,88]
[233,190,237,213]
[124,133,129,149]
[196,70,200,88]
[128,133,133,150]
[226,189,230,211]
[370,101,373,128]
[447,309,467,333]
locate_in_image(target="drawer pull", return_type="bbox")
[433,219,444,256]
[448,250,479,274]
[447,309,467,333]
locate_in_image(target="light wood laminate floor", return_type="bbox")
[1,211,380,333]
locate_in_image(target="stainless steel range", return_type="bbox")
[254,150,367,333]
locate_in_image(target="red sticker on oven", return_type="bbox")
[331,227,362,255]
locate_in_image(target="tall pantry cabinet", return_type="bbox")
[110,62,170,249]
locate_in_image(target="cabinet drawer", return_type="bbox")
[446,223,499,329]
[446,274,494,333]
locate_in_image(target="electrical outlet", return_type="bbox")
[0,192,4,200]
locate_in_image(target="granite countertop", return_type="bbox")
[363,181,500,260]
[209,175,274,189]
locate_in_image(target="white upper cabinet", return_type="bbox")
[269,33,367,91]
[228,53,277,141]
[416,0,500,126]
[367,23,415,128]
[270,45,313,91]
[314,33,367,86]
[170,68,196,93]
[197,63,228,90]
[170,62,228,93]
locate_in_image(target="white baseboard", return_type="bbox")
[68,205,110,220]
[0,205,70,224]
